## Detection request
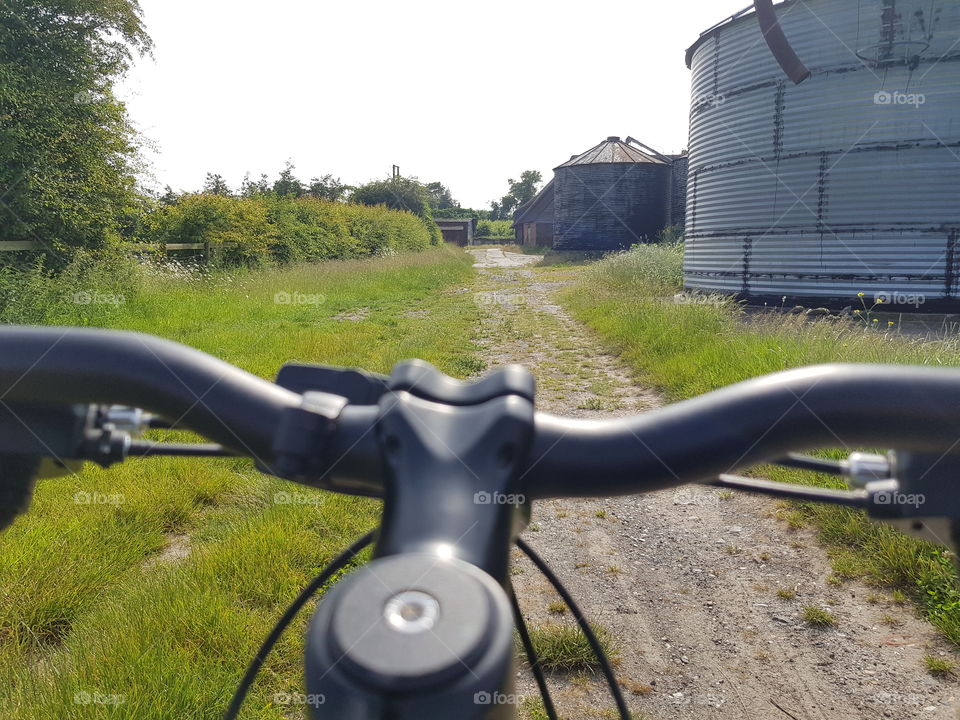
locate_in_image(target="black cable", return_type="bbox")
[128,441,234,457]
[516,537,630,720]
[710,475,868,507]
[773,453,847,475]
[223,530,376,720]
[508,581,559,720]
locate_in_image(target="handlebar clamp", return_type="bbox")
[265,392,348,482]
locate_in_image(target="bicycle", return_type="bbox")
[2,325,959,719]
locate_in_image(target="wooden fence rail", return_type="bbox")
[0,241,208,253]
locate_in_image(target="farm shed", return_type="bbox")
[512,179,555,247]
[552,137,682,252]
[683,0,960,309]
[435,218,476,246]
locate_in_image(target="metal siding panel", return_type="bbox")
[684,0,960,305]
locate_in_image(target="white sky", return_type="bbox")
[119,0,753,209]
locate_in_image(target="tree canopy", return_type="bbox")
[350,177,434,218]
[489,170,542,220]
[0,0,152,263]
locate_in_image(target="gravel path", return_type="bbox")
[468,247,959,720]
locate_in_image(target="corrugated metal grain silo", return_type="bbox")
[683,0,960,309]
[553,137,670,251]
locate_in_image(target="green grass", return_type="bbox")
[561,244,960,648]
[924,655,956,677]
[801,606,838,627]
[525,623,618,672]
[0,247,481,718]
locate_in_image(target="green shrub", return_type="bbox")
[146,194,436,269]
[476,219,514,239]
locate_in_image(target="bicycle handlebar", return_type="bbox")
[526,363,959,498]
[2,327,960,498]
[6,327,960,720]
[0,327,301,460]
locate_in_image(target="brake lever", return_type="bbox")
[712,450,960,556]
[861,452,960,555]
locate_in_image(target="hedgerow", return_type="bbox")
[148,194,439,268]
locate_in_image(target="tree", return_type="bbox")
[307,174,350,203]
[351,177,433,218]
[507,170,542,207]
[489,170,542,220]
[0,0,152,264]
[273,162,305,197]
[203,173,231,196]
[158,186,180,206]
[241,173,272,197]
[424,181,458,211]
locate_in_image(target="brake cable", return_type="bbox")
[773,453,847,476]
[509,582,559,720]
[128,441,234,457]
[516,537,631,720]
[223,529,376,720]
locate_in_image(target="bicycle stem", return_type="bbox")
[303,370,538,719]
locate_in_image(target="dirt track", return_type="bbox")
[468,248,959,720]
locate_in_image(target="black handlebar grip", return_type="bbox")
[0,454,40,531]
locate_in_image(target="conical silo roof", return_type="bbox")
[556,137,668,168]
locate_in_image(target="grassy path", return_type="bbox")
[0,248,480,719]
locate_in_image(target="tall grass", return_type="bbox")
[0,247,481,718]
[563,244,960,646]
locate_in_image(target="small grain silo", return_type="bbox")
[553,137,671,251]
[684,0,960,309]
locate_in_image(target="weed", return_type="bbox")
[620,679,654,696]
[519,696,549,720]
[802,606,838,627]
[777,589,797,600]
[526,623,619,672]
[548,601,568,615]
[924,655,956,677]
